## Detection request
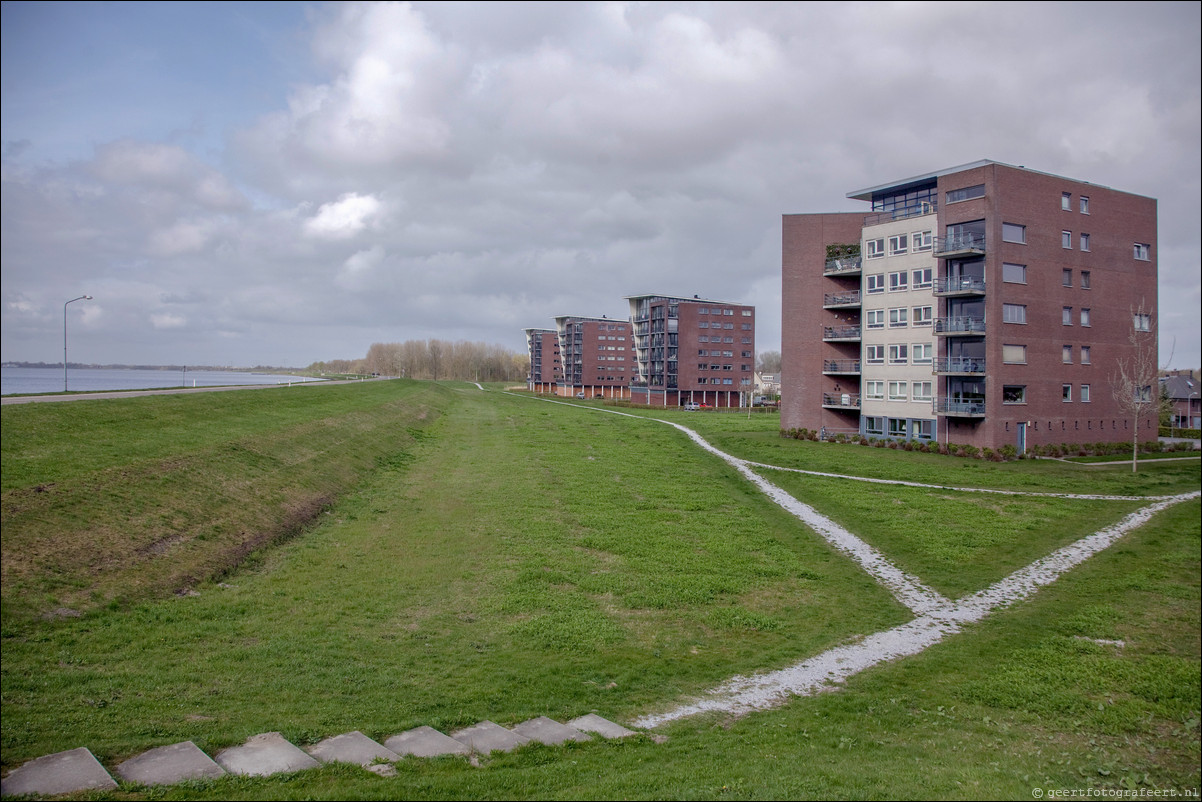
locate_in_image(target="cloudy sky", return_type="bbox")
[2,1,1199,368]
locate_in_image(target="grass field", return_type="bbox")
[1,383,1198,799]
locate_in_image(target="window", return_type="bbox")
[1081,270,1091,289]
[866,344,885,364]
[947,184,985,203]
[741,310,752,316]
[867,309,885,329]
[1080,233,1090,251]
[723,309,734,316]
[1002,223,1027,244]
[912,305,933,326]
[1062,192,1072,211]
[912,268,933,289]
[1062,384,1072,402]
[698,321,709,329]
[1133,243,1150,260]
[889,271,908,292]
[1080,196,1090,214]
[1003,303,1027,324]
[889,307,908,327]
[888,381,908,401]
[866,381,885,401]
[1002,262,1027,283]
[1062,269,1073,287]
[1003,344,1027,364]
[912,343,933,364]
[1063,345,1073,364]
[866,274,886,294]
[912,420,934,440]
[1081,384,1091,403]
[1080,308,1090,327]
[1081,346,1091,365]
[1062,230,1072,249]
[1062,306,1073,325]
[913,381,933,401]
[889,344,909,364]
[913,230,933,251]
[867,238,886,259]
[1133,313,1151,332]
[889,234,909,255]
[864,416,884,435]
[1003,385,1027,404]
[888,418,908,437]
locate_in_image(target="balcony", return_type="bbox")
[823,256,863,276]
[823,324,862,342]
[861,201,937,227]
[935,398,986,417]
[823,392,861,410]
[823,359,861,375]
[933,233,986,259]
[933,357,986,375]
[933,276,986,296]
[823,290,861,308]
[934,316,986,336]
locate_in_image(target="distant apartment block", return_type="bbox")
[524,328,561,393]
[626,294,756,407]
[553,315,633,399]
[782,160,1158,450]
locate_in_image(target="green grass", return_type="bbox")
[1,385,1198,798]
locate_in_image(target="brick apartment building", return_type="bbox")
[626,294,756,407]
[524,327,561,393]
[782,160,1159,450]
[553,315,633,399]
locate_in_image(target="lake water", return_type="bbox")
[1,366,324,396]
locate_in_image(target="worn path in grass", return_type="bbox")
[501,392,1200,728]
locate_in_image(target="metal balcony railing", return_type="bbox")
[823,290,861,307]
[823,256,863,275]
[933,276,986,295]
[935,398,986,416]
[823,325,862,341]
[933,357,986,374]
[933,233,986,257]
[823,359,862,374]
[823,392,861,409]
[934,316,986,335]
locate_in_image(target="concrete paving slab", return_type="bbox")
[512,717,592,745]
[567,714,637,739]
[449,721,531,754]
[116,741,226,786]
[305,731,400,767]
[214,732,320,777]
[0,747,118,797]
[384,726,471,758]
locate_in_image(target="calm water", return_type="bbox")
[1,367,324,396]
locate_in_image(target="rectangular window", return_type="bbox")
[1133,313,1151,332]
[865,344,885,364]
[1080,233,1090,251]
[889,234,909,255]
[1081,346,1091,365]
[866,238,886,259]
[1062,230,1072,249]
[1062,306,1073,325]
[912,343,933,364]
[1002,344,1027,364]
[912,268,933,289]
[1063,345,1073,364]
[889,307,908,327]
[866,274,886,294]
[864,416,884,435]
[1062,269,1073,287]
[912,305,933,326]
[889,271,908,292]
[1081,384,1091,403]
[1081,270,1091,289]
[1063,384,1072,402]
[947,184,985,203]
[1002,262,1027,283]
[913,381,933,401]
[866,381,885,401]
[1080,196,1090,214]
[889,344,909,364]
[1003,385,1027,404]
[1003,303,1027,324]
[867,309,885,329]
[741,310,752,316]
[1002,223,1027,244]
[913,230,933,251]
[1062,192,1072,211]
[888,418,908,437]
[1133,243,1150,260]
[1080,308,1090,327]
[888,381,908,401]
[698,321,709,329]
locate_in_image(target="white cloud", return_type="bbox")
[150,313,187,329]
[303,193,382,239]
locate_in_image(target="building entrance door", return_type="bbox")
[1017,422,1027,453]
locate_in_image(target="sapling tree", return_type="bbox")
[1110,306,1172,473]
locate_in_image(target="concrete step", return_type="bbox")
[568,713,636,738]
[305,731,400,767]
[214,732,321,777]
[449,720,531,754]
[384,725,472,758]
[116,740,226,786]
[512,716,593,745]
[0,747,118,797]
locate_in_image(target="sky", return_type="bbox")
[2,1,1199,369]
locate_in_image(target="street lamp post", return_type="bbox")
[64,295,92,392]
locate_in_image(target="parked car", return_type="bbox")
[683,402,701,411]
[576,392,586,399]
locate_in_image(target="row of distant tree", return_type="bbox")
[308,339,529,382]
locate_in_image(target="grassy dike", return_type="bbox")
[1,385,1198,799]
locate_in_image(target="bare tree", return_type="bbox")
[757,350,782,373]
[1110,306,1172,473]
